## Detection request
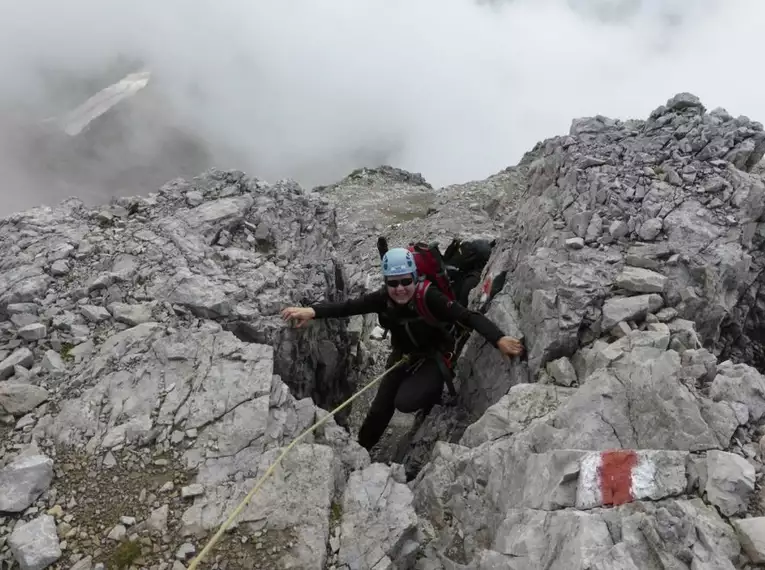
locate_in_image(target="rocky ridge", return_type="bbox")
[3,92,765,569]
[0,171,371,569]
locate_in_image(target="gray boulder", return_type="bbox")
[0,454,54,512]
[705,450,756,516]
[0,348,34,379]
[337,463,419,570]
[9,514,61,570]
[0,382,49,416]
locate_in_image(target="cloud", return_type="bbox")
[0,0,764,215]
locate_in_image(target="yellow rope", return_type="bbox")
[187,356,409,569]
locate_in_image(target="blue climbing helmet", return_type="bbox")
[381,247,417,280]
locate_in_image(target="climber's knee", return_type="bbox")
[394,359,443,413]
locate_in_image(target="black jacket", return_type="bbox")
[311,286,505,354]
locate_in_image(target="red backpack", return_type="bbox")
[408,242,457,324]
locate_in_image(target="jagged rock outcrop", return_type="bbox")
[0,169,360,420]
[4,92,765,570]
[410,328,765,568]
[0,170,374,568]
[451,92,765,412]
[395,93,765,567]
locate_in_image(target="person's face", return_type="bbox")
[385,273,416,304]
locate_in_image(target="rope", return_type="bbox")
[187,355,410,569]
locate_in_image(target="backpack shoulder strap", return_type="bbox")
[413,280,438,325]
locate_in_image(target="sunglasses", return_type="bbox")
[386,277,414,288]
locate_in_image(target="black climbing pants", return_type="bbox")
[357,355,447,451]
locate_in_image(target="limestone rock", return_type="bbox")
[668,318,701,351]
[107,302,154,325]
[163,271,232,319]
[565,237,585,249]
[709,361,765,424]
[6,303,40,316]
[705,450,756,517]
[0,454,54,512]
[50,259,70,276]
[637,217,663,240]
[614,266,667,293]
[609,220,628,239]
[9,514,62,570]
[80,305,111,323]
[575,449,688,509]
[681,348,718,384]
[0,348,34,379]
[147,504,169,533]
[69,556,93,570]
[460,384,576,448]
[106,524,127,541]
[181,484,204,499]
[0,265,51,308]
[0,164,377,570]
[337,463,418,570]
[0,382,49,416]
[733,517,765,564]
[483,498,737,570]
[41,350,65,373]
[601,294,664,330]
[18,323,47,340]
[181,444,337,569]
[546,356,577,386]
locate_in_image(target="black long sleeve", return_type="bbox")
[424,287,506,346]
[310,289,388,319]
[309,285,507,350]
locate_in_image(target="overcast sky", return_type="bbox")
[0,0,763,214]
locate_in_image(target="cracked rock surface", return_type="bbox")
[4,93,765,569]
[0,170,371,569]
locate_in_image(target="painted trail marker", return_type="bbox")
[575,449,688,509]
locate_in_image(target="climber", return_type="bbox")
[280,246,524,452]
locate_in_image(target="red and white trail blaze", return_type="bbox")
[479,274,494,304]
[598,449,638,505]
[576,449,656,509]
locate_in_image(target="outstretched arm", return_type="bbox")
[281,289,388,327]
[425,288,524,356]
[311,289,388,318]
